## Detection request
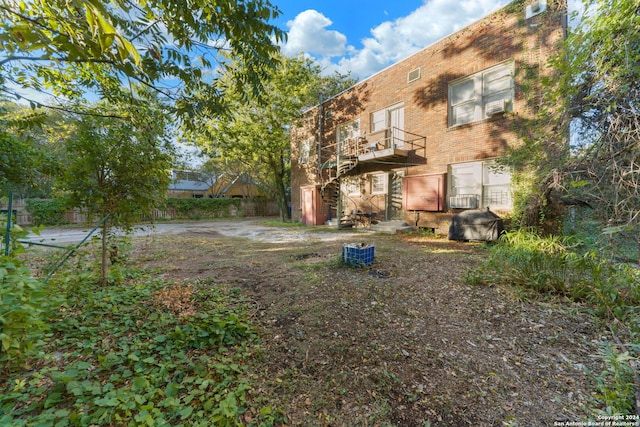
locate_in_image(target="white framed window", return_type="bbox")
[448,61,514,127]
[342,177,360,197]
[371,173,387,195]
[337,119,360,154]
[298,137,313,164]
[448,160,512,209]
[482,163,512,208]
[370,103,405,149]
[371,110,387,133]
[370,103,404,133]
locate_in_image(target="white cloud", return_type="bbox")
[281,0,512,79]
[280,10,352,58]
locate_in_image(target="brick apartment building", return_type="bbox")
[290,0,567,233]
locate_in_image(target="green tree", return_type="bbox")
[59,97,173,284]
[502,0,639,247]
[553,0,640,261]
[196,157,247,198]
[195,53,356,220]
[0,102,44,194]
[0,0,285,121]
[0,100,73,197]
[0,129,35,193]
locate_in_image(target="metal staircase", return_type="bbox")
[337,156,358,176]
[320,155,358,228]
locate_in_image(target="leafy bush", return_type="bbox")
[23,197,246,226]
[0,276,283,426]
[26,199,68,226]
[163,198,241,219]
[0,214,48,364]
[469,229,640,316]
[564,209,639,266]
[0,256,48,363]
[586,343,639,417]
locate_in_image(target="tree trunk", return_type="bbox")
[268,155,290,222]
[101,220,109,286]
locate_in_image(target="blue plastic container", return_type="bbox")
[341,243,375,267]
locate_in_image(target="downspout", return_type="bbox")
[317,94,323,178]
[318,95,331,221]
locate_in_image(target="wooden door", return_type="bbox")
[301,186,315,225]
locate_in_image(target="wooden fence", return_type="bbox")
[2,199,280,226]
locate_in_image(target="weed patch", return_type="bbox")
[4,224,610,425]
[469,229,640,416]
[0,276,283,426]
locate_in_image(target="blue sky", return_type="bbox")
[271,0,514,80]
[272,0,583,80]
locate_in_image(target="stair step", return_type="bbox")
[369,221,413,234]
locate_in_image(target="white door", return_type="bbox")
[389,106,404,148]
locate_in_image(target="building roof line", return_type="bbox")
[305,0,516,113]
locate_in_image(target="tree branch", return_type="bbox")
[124,73,176,101]
[129,18,162,42]
[4,92,130,120]
[0,55,117,67]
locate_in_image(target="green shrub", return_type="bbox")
[0,256,48,364]
[163,198,242,219]
[0,215,48,364]
[586,343,638,417]
[472,229,640,317]
[26,199,68,226]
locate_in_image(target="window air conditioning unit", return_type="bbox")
[526,0,547,19]
[485,99,506,116]
[449,195,478,209]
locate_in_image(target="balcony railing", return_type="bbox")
[318,126,427,194]
[339,127,426,158]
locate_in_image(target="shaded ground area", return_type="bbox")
[127,221,603,426]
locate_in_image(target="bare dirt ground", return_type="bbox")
[124,221,602,426]
[24,219,364,245]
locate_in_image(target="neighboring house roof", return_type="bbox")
[169,180,210,192]
[219,173,263,194]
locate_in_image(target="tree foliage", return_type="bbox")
[0,254,48,362]
[0,128,34,192]
[504,0,639,255]
[197,157,252,198]
[559,0,640,260]
[0,100,73,197]
[0,0,285,121]
[194,53,357,220]
[58,96,173,284]
[0,102,46,193]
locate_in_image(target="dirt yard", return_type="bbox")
[129,221,602,426]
